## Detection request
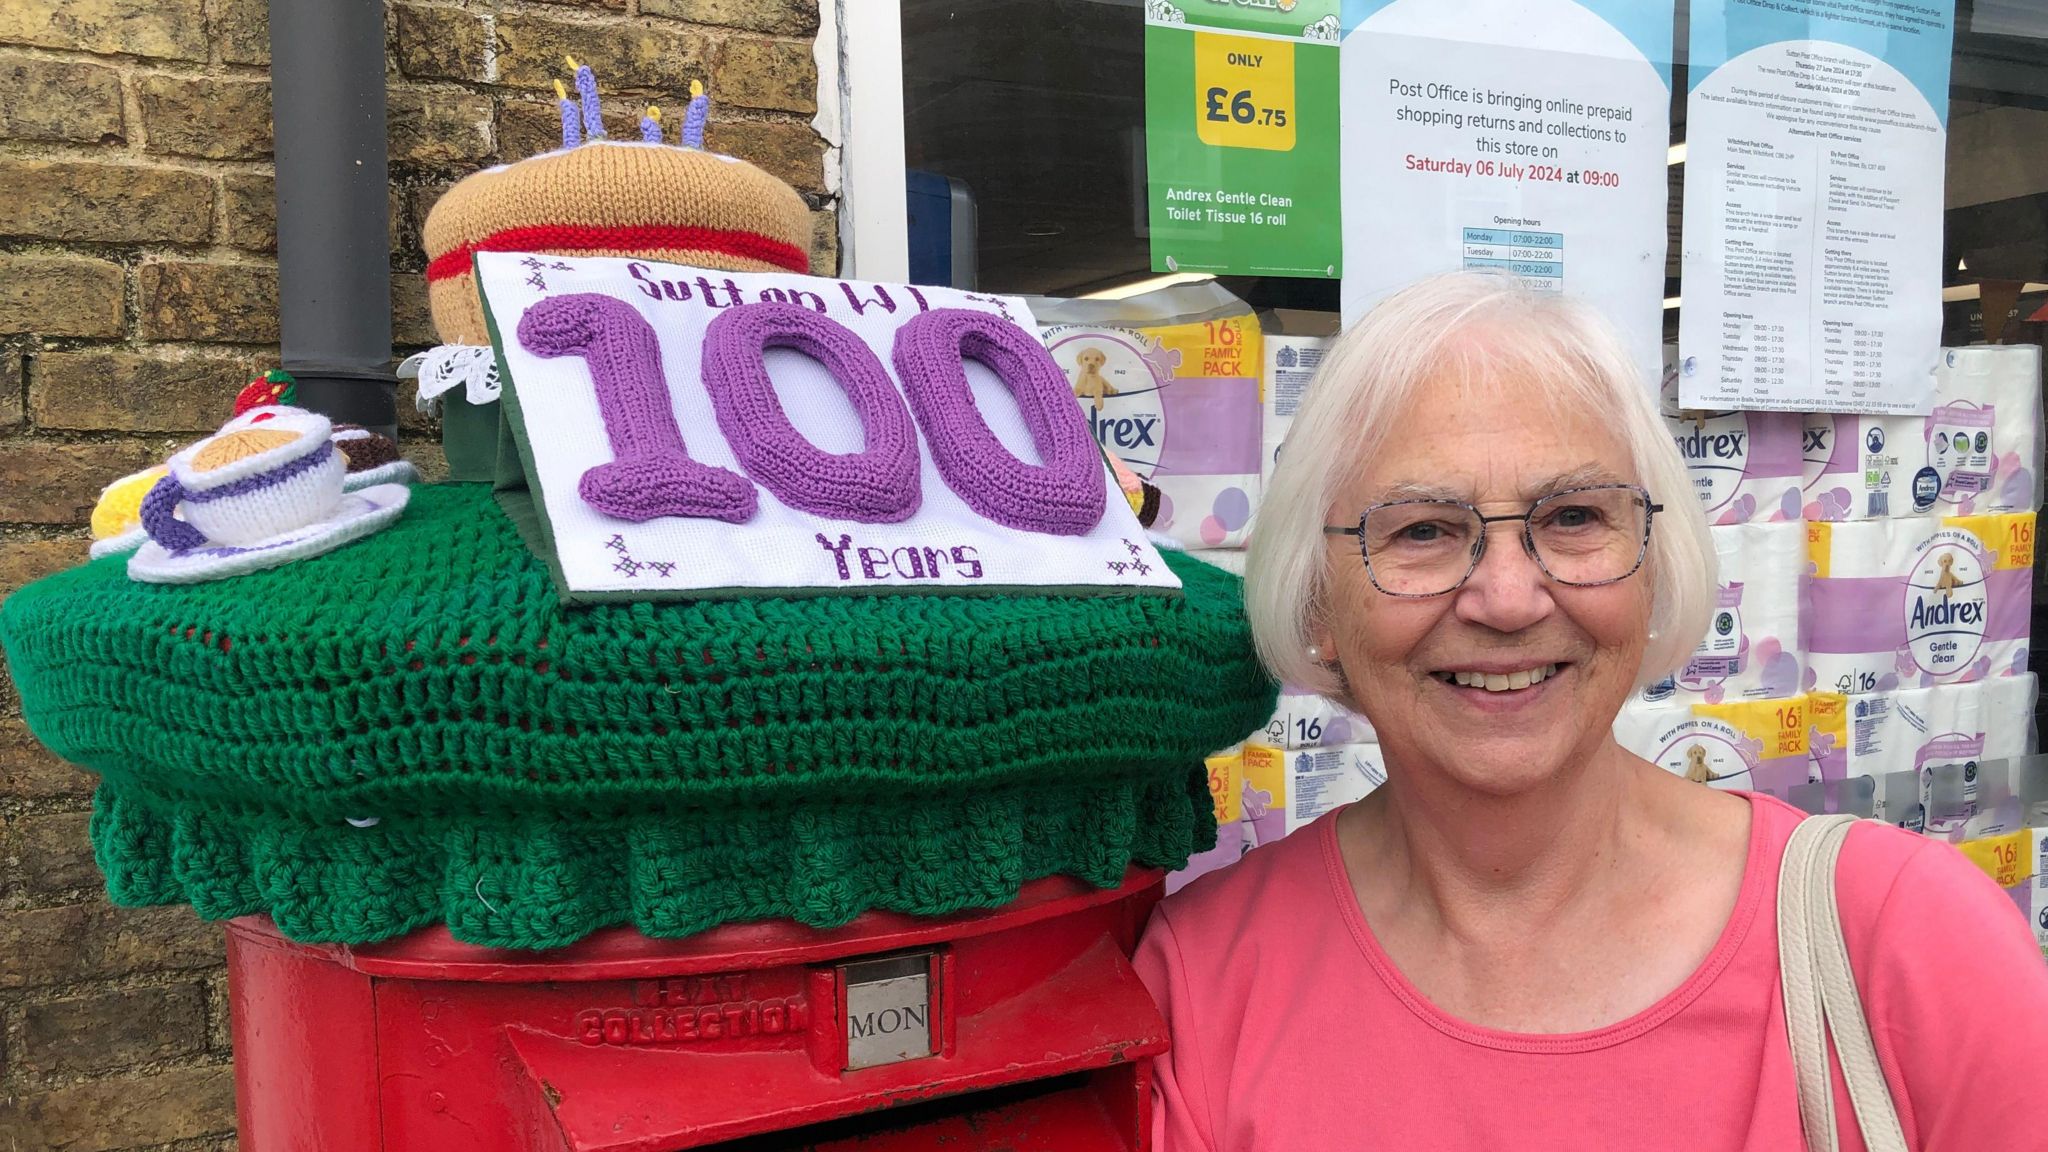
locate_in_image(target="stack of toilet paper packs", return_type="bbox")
[1173,342,2043,890]
[1617,344,2043,825]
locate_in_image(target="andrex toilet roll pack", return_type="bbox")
[1801,411,1935,520]
[1615,696,1812,798]
[1035,284,1264,549]
[1643,522,1805,704]
[1662,361,1804,525]
[1804,513,2035,693]
[1927,345,2042,516]
[1807,676,2037,821]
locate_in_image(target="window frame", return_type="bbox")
[829,0,913,281]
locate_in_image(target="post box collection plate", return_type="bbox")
[841,952,935,1071]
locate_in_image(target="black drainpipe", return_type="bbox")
[268,0,398,441]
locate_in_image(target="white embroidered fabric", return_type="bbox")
[400,344,501,410]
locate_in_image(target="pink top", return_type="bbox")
[1134,793,2048,1151]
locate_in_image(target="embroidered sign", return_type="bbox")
[475,254,1180,601]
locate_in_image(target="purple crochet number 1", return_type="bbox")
[518,293,757,523]
[893,308,1105,536]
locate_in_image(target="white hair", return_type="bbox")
[1246,271,1714,695]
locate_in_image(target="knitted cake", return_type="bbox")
[421,74,810,347]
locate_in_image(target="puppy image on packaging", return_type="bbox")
[1069,347,1119,411]
[1934,552,1960,598]
[1614,696,1811,798]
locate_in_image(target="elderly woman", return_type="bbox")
[1135,273,2048,1150]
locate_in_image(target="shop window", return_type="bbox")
[900,0,1339,312]
[902,0,2048,330]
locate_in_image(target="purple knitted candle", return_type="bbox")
[640,105,663,144]
[568,56,604,140]
[554,80,581,148]
[683,80,709,149]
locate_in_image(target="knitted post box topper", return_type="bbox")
[1,484,1275,948]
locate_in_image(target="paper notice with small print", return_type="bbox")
[1678,0,1955,414]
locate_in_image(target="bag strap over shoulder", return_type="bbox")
[1776,813,1909,1152]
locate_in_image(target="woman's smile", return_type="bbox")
[1428,660,1568,702]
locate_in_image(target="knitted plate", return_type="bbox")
[1,484,1274,949]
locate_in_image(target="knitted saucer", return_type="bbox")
[2,484,1274,949]
[128,486,411,584]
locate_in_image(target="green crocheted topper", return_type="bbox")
[1,484,1275,948]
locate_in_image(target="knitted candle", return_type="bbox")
[567,56,604,139]
[683,79,709,149]
[554,79,581,149]
[640,105,663,144]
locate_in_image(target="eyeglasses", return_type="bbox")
[1323,484,1663,598]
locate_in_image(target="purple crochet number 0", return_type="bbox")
[892,308,1105,536]
[701,303,921,523]
[518,293,757,523]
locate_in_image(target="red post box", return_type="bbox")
[227,867,1168,1150]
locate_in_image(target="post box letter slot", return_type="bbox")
[840,952,935,1071]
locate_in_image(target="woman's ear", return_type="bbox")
[1306,623,1337,666]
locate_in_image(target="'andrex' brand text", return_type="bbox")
[1910,596,1984,629]
[1676,427,1747,460]
[1091,408,1160,449]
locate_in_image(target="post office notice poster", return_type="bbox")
[1339,0,1674,389]
[1679,0,1955,415]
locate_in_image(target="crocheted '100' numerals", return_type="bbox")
[516,296,1107,535]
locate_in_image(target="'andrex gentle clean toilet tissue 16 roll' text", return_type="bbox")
[1803,513,2035,694]
[1661,356,1803,524]
[1806,676,2037,821]
[1927,345,2042,516]
[1801,411,1935,521]
[1614,696,1812,798]
[1642,522,1804,704]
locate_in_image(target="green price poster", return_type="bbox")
[1145,0,1342,278]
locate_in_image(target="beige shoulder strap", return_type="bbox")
[1776,813,1909,1152]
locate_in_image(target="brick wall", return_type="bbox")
[0,2,834,1147]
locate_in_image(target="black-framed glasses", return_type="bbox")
[1323,484,1664,598]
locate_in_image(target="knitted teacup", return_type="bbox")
[141,408,346,551]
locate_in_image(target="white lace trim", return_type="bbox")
[400,344,501,410]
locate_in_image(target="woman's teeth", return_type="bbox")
[1434,665,1558,692]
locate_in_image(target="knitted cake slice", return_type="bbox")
[2,485,1275,949]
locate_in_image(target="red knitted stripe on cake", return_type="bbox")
[427,223,809,281]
